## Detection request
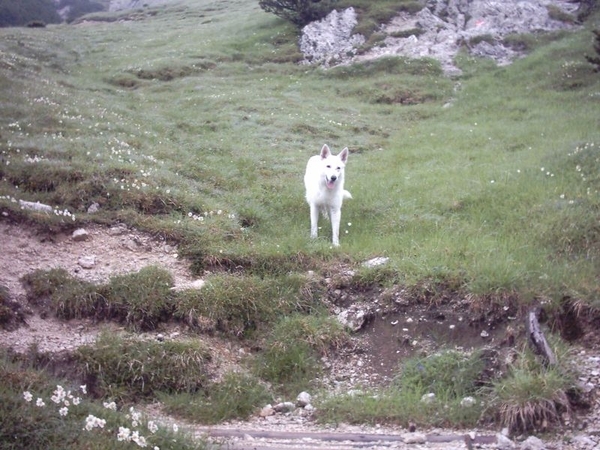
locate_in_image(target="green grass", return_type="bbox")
[160,372,273,424]
[75,332,211,401]
[0,0,599,438]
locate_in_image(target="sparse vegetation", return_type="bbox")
[316,350,487,427]
[0,0,599,444]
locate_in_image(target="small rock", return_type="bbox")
[273,402,295,413]
[421,393,435,404]
[77,255,96,269]
[401,432,426,444]
[496,433,516,450]
[259,405,274,417]
[520,436,546,450]
[408,422,417,432]
[19,200,53,213]
[362,256,389,268]
[87,202,100,213]
[480,330,490,338]
[460,396,476,407]
[296,391,312,408]
[108,224,128,235]
[72,228,90,242]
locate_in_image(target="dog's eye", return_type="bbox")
[326,165,331,168]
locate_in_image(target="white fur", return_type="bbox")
[304,144,352,246]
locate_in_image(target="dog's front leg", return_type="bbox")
[309,203,319,239]
[330,207,341,246]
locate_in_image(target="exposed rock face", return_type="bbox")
[299,7,365,66]
[300,0,581,74]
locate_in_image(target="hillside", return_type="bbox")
[1,0,600,448]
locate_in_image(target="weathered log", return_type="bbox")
[527,308,557,366]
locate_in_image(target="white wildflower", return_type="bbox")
[23,391,33,402]
[36,398,45,407]
[117,426,132,442]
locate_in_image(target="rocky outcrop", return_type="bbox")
[300,0,581,74]
[299,7,365,66]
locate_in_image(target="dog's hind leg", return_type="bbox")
[309,203,320,239]
[330,207,341,246]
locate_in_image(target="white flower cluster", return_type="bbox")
[53,207,76,221]
[23,385,85,418]
[22,385,166,449]
[182,208,236,224]
[85,414,106,431]
[116,407,164,449]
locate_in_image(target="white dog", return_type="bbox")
[304,144,352,246]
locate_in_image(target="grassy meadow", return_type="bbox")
[1,0,600,444]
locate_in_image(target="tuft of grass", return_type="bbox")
[22,266,175,331]
[75,332,211,402]
[483,346,574,432]
[254,313,350,393]
[161,371,273,424]
[104,266,174,331]
[174,273,319,337]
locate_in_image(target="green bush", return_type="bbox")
[258,0,338,27]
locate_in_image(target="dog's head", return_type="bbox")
[320,144,349,190]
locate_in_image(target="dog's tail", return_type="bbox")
[343,190,352,200]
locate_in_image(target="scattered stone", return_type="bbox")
[259,405,274,417]
[77,255,96,269]
[362,257,390,268]
[421,393,435,404]
[336,307,369,332]
[19,200,53,213]
[460,396,476,407]
[401,432,427,444]
[108,224,128,235]
[408,422,417,432]
[87,202,100,213]
[520,436,546,450]
[156,334,164,342]
[273,402,296,413]
[72,228,90,242]
[496,433,516,450]
[171,279,206,292]
[296,392,311,408]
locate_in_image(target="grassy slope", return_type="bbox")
[0,0,598,297]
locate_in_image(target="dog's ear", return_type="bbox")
[320,144,331,159]
[339,147,349,163]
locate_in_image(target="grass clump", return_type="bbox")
[161,372,272,424]
[174,273,317,337]
[75,332,211,401]
[22,266,175,331]
[105,266,174,331]
[484,347,574,433]
[255,313,349,393]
